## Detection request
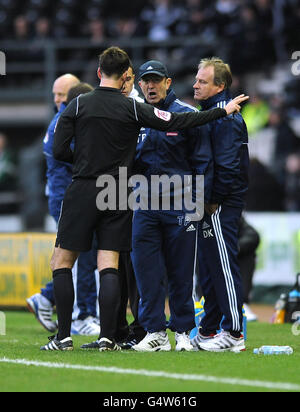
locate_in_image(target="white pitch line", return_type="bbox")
[0,357,300,392]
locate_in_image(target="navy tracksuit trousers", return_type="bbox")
[131,209,198,334]
[198,204,244,335]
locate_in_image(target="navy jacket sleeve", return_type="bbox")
[210,115,244,204]
[186,125,214,204]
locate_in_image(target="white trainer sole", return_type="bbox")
[132,343,172,352]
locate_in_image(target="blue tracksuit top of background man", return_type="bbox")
[43,102,73,222]
[200,89,249,207]
[134,89,214,203]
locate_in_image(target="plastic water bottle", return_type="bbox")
[253,346,293,355]
[272,293,288,324]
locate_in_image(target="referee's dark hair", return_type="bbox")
[66,82,94,104]
[99,46,132,79]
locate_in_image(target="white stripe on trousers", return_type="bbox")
[192,225,199,302]
[211,206,240,331]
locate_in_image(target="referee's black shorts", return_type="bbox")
[55,179,132,252]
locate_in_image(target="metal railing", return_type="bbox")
[0,34,223,105]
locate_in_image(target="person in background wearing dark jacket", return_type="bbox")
[131,60,214,352]
[192,57,249,353]
[238,216,260,322]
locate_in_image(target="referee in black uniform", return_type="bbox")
[40,47,248,352]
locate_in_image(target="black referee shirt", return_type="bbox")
[53,86,226,179]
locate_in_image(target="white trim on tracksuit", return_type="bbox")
[192,225,199,302]
[211,206,240,332]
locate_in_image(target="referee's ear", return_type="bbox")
[97,68,102,80]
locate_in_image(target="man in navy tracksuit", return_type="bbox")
[193,57,249,352]
[26,75,99,336]
[131,61,214,352]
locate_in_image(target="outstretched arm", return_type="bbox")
[134,95,249,132]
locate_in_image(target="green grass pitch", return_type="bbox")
[0,311,300,392]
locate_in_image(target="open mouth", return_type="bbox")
[148,91,157,99]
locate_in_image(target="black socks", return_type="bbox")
[98,268,121,341]
[53,267,121,342]
[53,268,74,341]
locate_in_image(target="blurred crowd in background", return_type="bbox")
[1,0,299,59]
[0,0,300,227]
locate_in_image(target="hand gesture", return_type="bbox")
[225,95,249,115]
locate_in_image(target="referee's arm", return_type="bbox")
[134,100,227,131]
[53,99,76,164]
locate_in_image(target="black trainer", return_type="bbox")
[118,334,145,350]
[80,340,101,350]
[98,337,121,352]
[40,335,73,351]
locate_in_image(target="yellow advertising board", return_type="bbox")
[0,233,56,307]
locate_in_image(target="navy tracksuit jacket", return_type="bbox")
[131,89,213,333]
[197,89,249,336]
[42,103,97,320]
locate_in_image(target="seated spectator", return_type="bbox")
[31,17,52,61]
[110,18,138,39]
[9,15,35,67]
[87,18,106,43]
[0,132,17,192]
[253,0,275,65]
[12,15,31,41]
[34,16,51,39]
[140,0,184,41]
[174,0,213,37]
[214,0,241,38]
[228,4,267,74]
